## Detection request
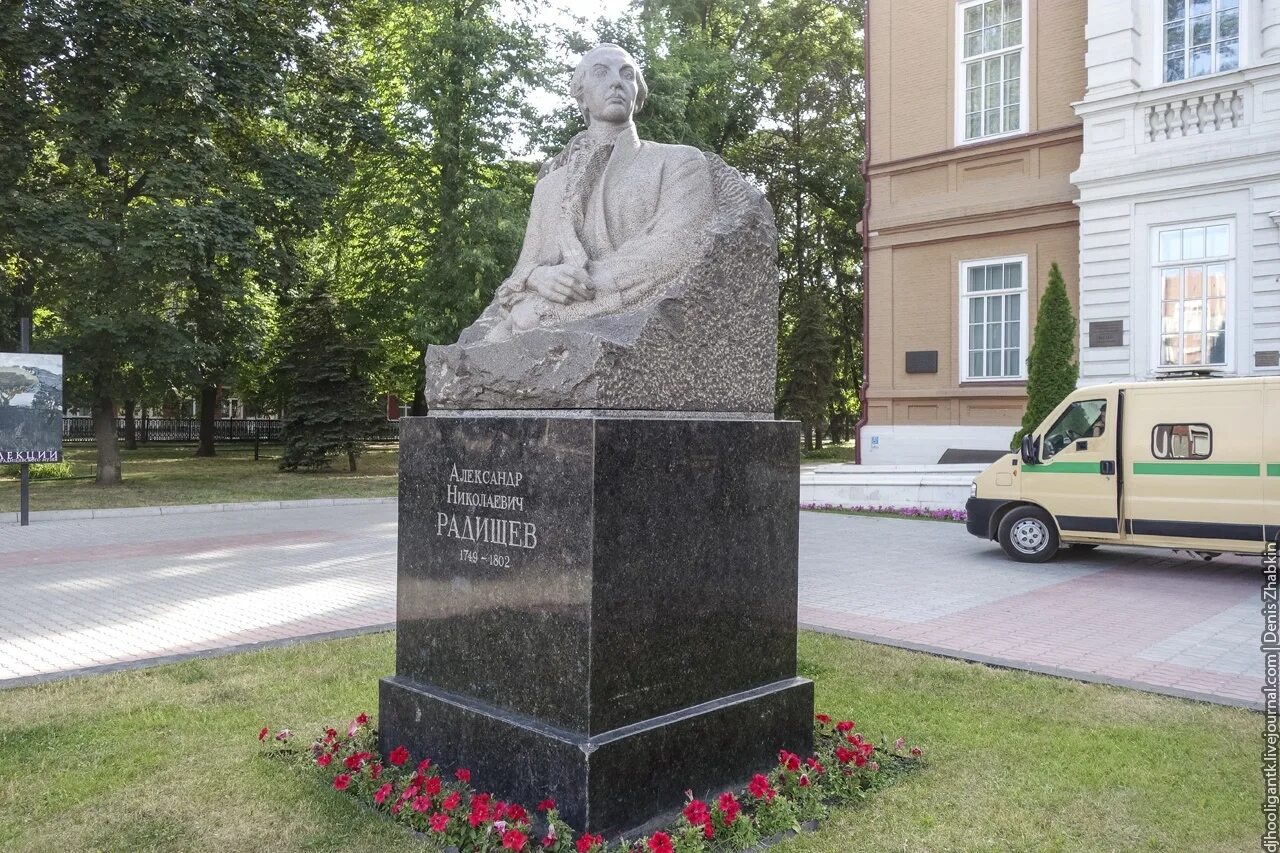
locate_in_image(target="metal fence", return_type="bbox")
[63,416,400,443]
[63,416,285,443]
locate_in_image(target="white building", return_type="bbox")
[1073,0,1280,383]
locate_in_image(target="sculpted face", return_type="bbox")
[579,46,639,125]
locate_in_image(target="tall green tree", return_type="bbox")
[1013,262,1079,448]
[277,280,382,471]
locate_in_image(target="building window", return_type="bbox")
[958,0,1024,142]
[1154,221,1230,368]
[1162,0,1240,83]
[961,257,1027,381]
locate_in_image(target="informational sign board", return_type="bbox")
[0,352,63,464]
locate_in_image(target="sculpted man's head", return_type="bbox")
[570,44,648,125]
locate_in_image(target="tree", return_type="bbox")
[1013,262,1078,448]
[780,289,835,449]
[277,281,383,472]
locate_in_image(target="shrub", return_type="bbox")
[1013,262,1078,449]
[0,461,73,480]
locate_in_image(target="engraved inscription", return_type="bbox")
[434,462,538,565]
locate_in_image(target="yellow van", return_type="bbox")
[966,377,1279,562]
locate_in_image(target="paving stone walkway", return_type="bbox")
[0,504,1264,708]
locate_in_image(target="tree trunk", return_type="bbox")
[802,425,813,452]
[347,450,357,472]
[123,399,137,450]
[92,388,122,485]
[196,383,217,457]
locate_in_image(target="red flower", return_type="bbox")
[702,820,715,840]
[835,746,855,764]
[323,727,338,743]
[537,798,556,812]
[507,804,528,824]
[911,746,923,757]
[430,812,450,833]
[502,829,528,851]
[425,775,443,796]
[258,727,269,742]
[836,720,855,733]
[747,774,775,802]
[274,729,292,742]
[815,713,831,725]
[717,791,740,825]
[683,799,709,827]
[442,792,462,811]
[316,753,333,768]
[370,763,383,781]
[333,773,352,791]
[646,831,674,853]
[390,803,402,815]
[418,758,432,772]
[806,756,825,774]
[356,712,369,726]
[456,768,471,783]
[854,752,867,768]
[542,834,556,848]
[576,834,604,853]
[798,774,810,788]
[344,754,364,771]
[374,782,393,805]
[388,745,410,767]
[780,751,801,772]
[411,795,431,813]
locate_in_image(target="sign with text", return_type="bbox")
[0,352,63,463]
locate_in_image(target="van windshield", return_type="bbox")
[1042,399,1106,459]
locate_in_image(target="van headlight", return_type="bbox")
[970,480,978,498]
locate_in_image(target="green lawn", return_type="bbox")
[0,632,1258,852]
[0,444,399,512]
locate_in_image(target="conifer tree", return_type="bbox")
[278,282,383,472]
[1013,262,1078,448]
[781,289,836,450]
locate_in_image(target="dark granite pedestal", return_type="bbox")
[379,412,812,835]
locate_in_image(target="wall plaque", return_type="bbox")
[905,350,938,374]
[1088,320,1124,349]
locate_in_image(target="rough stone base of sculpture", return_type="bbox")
[423,155,778,413]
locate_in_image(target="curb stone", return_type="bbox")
[0,496,398,524]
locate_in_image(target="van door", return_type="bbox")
[1022,388,1121,541]
[1122,381,1266,553]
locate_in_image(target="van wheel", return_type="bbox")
[998,506,1059,563]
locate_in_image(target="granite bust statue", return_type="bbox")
[425,44,779,413]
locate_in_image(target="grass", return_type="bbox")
[0,632,1258,852]
[0,444,400,513]
[800,442,855,463]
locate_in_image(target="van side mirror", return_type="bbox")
[1020,433,1039,465]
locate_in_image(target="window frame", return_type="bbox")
[1154,0,1246,88]
[954,0,1029,147]
[1149,217,1234,373]
[959,254,1030,383]
[1151,423,1213,460]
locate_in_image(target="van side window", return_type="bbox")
[1042,399,1107,459]
[1151,424,1212,460]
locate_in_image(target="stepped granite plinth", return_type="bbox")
[379,412,812,834]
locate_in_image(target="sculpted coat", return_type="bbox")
[459,127,714,344]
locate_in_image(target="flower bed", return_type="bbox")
[800,503,967,523]
[257,712,924,852]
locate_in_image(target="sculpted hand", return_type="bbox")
[528,264,595,304]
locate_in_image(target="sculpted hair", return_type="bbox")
[570,44,648,121]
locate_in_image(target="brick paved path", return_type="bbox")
[799,512,1262,709]
[0,505,1263,707]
